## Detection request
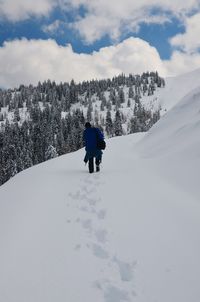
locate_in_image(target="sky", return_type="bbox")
[0,0,200,88]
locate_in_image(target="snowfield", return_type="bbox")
[158,68,200,113]
[0,70,200,302]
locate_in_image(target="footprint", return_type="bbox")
[68,191,87,202]
[81,186,96,195]
[95,229,107,243]
[80,205,89,212]
[113,257,136,282]
[104,285,130,302]
[86,196,100,206]
[92,243,109,259]
[81,219,93,233]
[97,209,106,220]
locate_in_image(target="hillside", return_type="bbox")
[158,68,200,112]
[137,85,200,200]
[1,68,200,187]
[0,72,163,186]
[0,81,200,302]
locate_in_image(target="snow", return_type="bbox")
[158,68,200,113]
[1,69,200,302]
[136,85,200,200]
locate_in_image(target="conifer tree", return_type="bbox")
[45,145,58,160]
[113,110,123,136]
[128,86,134,99]
[105,110,113,137]
[118,88,125,104]
[109,88,116,105]
[86,100,93,122]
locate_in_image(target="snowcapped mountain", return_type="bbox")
[0,69,200,302]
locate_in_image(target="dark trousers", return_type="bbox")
[88,157,101,173]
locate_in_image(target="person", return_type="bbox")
[83,122,104,173]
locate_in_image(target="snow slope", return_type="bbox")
[158,68,200,112]
[137,85,200,200]
[1,80,200,302]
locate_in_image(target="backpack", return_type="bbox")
[97,139,106,150]
[94,128,106,150]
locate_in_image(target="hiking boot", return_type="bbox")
[96,165,100,172]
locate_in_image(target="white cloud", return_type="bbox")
[0,0,55,21]
[71,11,171,44]
[170,13,200,53]
[64,0,200,43]
[164,51,200,75]
[0,37,162,88]
[42,20,63,35]
[0,37,200,89]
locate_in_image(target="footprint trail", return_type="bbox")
[67,173,137,301]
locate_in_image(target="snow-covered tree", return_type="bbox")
[45,145,58,160]
[113,110,123,136]
[105,110,113,137]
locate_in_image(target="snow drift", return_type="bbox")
[159,67,200,112]
[137,85,200,200]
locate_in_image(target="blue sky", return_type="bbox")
[0,9,184,59]
[0,0,200,88]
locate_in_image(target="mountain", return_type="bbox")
[0,70,200,302]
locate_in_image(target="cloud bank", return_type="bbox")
[0,37,200,88]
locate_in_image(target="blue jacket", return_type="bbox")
[83,127,104,161]
[83,127,104,151]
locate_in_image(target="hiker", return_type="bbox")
[83,122,104,173]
